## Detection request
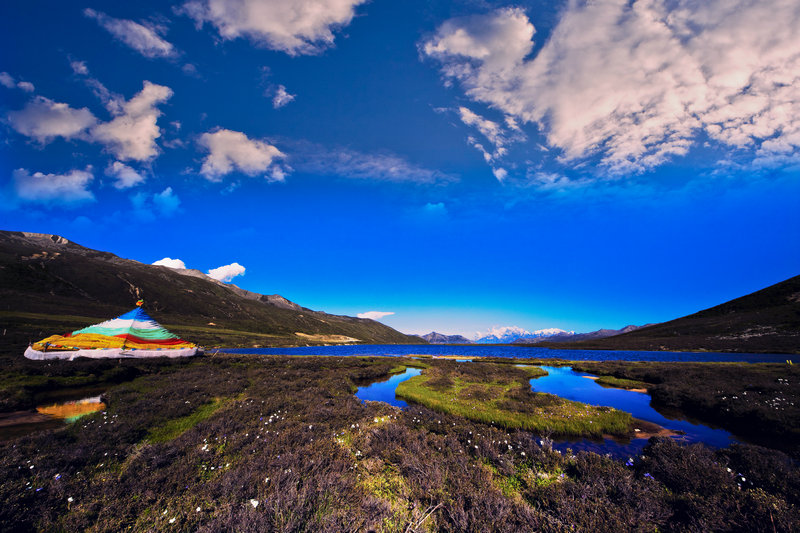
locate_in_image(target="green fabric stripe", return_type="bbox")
[74,326,178,339]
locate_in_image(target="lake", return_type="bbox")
[223,344,791,363]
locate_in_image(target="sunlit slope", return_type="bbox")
[0,231,424,348]
[540,275,800,354]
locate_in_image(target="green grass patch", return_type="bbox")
[145,397,229,443]
[396,365,632,438]
[594,375,649,390]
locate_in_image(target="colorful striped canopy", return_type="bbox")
[32,307,196,352]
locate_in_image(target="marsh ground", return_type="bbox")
[0,354,798,532]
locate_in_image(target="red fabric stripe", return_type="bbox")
[112,334,189,345]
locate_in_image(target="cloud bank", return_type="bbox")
[424,0,800,173]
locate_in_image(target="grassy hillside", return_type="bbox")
[0,231,424,349]
[539,275,800,354]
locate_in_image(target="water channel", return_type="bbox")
[353,364,739,458]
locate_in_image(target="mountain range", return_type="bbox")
[472,326,575,344]
[416,332,473,344]
[511,325,650,344]
[537,275,800,353]
[0,231,424,349]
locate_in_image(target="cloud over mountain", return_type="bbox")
[153,257,187,269]
[357,311,395,320]
[207,262,246,282]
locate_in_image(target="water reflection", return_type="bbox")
[355,367,422,408]
[36,395,106,422]
[0,394,106,441]
[531,366,736,457]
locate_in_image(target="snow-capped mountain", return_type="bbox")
[473,326,574,344]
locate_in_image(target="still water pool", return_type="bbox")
[355,367,422,408]
[531,366,736,456]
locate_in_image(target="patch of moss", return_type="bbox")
[396,366,632,438]
[594,375,649,391]
[145,397,229,443]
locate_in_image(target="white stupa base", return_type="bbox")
[24,345,200,360]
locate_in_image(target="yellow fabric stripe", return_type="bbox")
[33,333,195,351]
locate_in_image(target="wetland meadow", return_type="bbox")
[1,350,798,532]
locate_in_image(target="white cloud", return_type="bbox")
[207,262,246,282]
[357,311,395,320]
[458,107,506,157]
[106,161,146,189]
[153,187,181,215]
[181,0,366,55]
[67,60,125,113]
[153,257,187,269]
[424,1,800,173]
[0,72,34,92]
[492,167,508,182]
[0,72,14,88]
[13,168,94,204]
[70,61,89,75]
[198,128,286,181]
[7,96,97,143]
[131,187,181,219]
[289,141,455,184]
[153,257,245,282]
[423,202,447,216]
[456,107,524,180]
[84,9,176,58]
[272,85,295,108]
[91,81,173,161]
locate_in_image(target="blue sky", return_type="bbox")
[1,0,799,338]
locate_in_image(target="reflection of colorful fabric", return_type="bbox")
[31,307,196,351]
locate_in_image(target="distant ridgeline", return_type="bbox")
[0,231,425,349]
[537,275,800,354]
[416,276,800,353]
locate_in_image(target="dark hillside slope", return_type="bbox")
[0,231,424,349]
[539,275,800,353]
